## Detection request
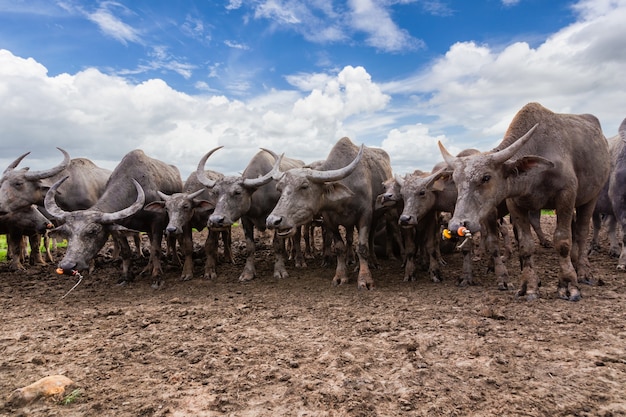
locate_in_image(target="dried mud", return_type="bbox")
[1,216,625,417]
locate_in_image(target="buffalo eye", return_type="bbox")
[419,190,426,196]
[481,174,491,184]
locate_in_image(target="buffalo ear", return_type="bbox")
[48,224,70,239]
[144,201,166,214]
[503,156,554,178]
[193,199,215,213]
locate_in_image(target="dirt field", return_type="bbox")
[1,215,626,417]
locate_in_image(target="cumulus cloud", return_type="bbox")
[0,51,390,178]
[382,124,449,175]
[381,0,626,149]
[2,0,626,180]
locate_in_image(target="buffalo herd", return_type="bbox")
[1,102,625,302]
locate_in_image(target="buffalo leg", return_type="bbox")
[239,218,256,281]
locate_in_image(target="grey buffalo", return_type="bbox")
[0,149,111,214]
[196,147,304,281]
[266,137,393,290]
[439,102,610,301]
[591,117,626,269]
[45,149,183,288]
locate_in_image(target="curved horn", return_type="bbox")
[100,179,145,223]
[394,173,404,188]
[242,152,284,188]
[438,141,457,168]
[44,176,71,220]
[260,147,279,161]
[24,147,70,180]
[3,152,31,175]
[306,144,364,183]
[491,123,539,164]
[196,146,224,188]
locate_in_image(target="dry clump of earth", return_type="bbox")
[1,215,625,417]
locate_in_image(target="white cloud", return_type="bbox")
[348,0,423,52]
[382,124,449,175]
[0,51,390,179]
[2,0,626,183]
[86,2,142,45]
[381,0,626,149]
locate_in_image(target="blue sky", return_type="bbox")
[1,0,625,178]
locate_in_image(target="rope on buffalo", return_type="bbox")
[59,270,84,300]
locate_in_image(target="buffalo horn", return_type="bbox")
[24,148,70,180]
[196,146,224,188]
[44,176,71,220]
[490,123,539,164]
[438,141,457,168]
[242,151,284,188]
[306,144,364,183]
[100,179,145,223]
[394,173,404,188]
[157,191,172,201]
[2,152,31,175]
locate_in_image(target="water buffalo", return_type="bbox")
[45,149,183,288]
[0,149,111,214]
[439,102,610,301]
[266,137,393,290]
[196,148,304,281]
[144,170,233,281]
[591,117,626,269]
[1,205,53,270]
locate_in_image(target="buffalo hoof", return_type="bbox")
[525,293,538,302]
[273,269,289,279]
[238,272,255,282]
[179,274,192,282]
[617,264,626,272]
[151,280,164,290]
[497,282,509,291]
[358,281,375,290]
[204,270,217,280]
[430,275,442,283]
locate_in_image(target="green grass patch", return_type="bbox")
[0,235,67,262]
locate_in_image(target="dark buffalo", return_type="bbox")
[145,170,233,281]
[591,117,626,269]
[196,148,304,281]
[1,205,53,270]
[439,102,610,301]
[45,149,183,288]
[266,137,393,290]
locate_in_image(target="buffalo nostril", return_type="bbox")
[166,226,177,234]
[399,215,411,224]
[266,215,282,228]
[210,215,224,225]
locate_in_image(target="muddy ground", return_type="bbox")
[1,215,625,417]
